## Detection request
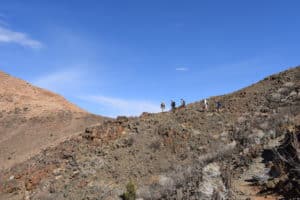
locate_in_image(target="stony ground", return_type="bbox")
[0,66,299,200]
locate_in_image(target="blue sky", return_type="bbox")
[0,0,299,117]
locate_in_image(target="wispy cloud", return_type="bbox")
[0,26,43,49]
[175,67,189,71]
[80,95,160,117]
[0,14,9,30]
[33,68,160,117]
[32,68,86,93]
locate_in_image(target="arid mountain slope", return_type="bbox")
[0,71,106,170]
[0,66,299,200]
[0,71,84,115]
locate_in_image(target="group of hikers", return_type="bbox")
[160,99,185,112]
[160,98,222,112]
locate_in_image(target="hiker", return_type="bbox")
[160,102,166,112]
[171,100,176,111]
[216,101,221,112]
[204,99,208,111]
[180,98,186,107]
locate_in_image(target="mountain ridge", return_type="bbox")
[0,66,299,199]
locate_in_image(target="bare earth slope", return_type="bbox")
[0,66,299,200]
[0,71,106,170]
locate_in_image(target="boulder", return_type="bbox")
[198,162,227,200]
[277,87,290,95]
[270,93,281,102]
[283,82,295,88]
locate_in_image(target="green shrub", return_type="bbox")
[122,180,136,200]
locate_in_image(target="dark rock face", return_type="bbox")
[254,125,300,198]
[0,66,299,200]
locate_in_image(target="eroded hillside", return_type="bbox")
[0,67,299,200]
[0,71,106,170]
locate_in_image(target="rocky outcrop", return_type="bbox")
[253,125,300,198]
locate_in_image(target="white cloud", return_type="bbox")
[32,68,85,93]
[33,69,161,117]
[175,67,189,71]
[0,26,42,49]
[80,95,160,117]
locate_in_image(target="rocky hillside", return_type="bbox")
[0,71,106,170]
[0,66,299,200]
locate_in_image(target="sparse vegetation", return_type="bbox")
[256,125,300,198]
[121,181,136,200]
[0,67,299,199]
[149,140,161,152]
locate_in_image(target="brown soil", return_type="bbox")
[0,71,107,170]
[0,66,299,200]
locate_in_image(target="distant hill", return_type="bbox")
[0,71,106,170]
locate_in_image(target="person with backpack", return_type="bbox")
[216,101,222,112]
[171,100,176,111]
[204,99,208,111]
[160,102,166,112]
[180,98,186,108]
